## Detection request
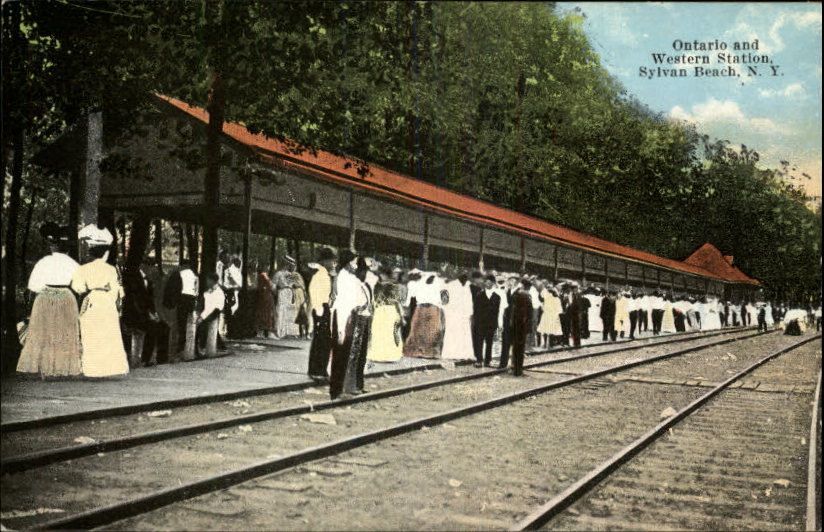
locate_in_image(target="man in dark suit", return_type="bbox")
[473,274,501,367]
[567,282,584,348]
[469,271,484,364]
[600,290,617,342]
[498,276,519,370]
[124,257,170,365]
[509,277,533,376]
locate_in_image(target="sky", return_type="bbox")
[556,2,822,199]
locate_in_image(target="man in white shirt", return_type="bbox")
[639,291,651,334]
[162,259,199,354]
[196,273,225,356]
[627,292,639,339]
[651,290,665,335]
[528,277,542,347]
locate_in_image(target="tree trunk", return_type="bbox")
[19,187,36,270]
[1,0,25,373]
[125,215,152,276]
[2,126,24,372]
[200,0,225,283]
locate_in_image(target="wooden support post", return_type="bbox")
[348,191,356,252]
[294,240,302,272]
[268,235,277,272]
[153,219,163,272]
[657,269,661,288]
[581,252,587,284]
[69,168,81,260]
[479,227,485,272]
[553,247,559,281]
[241,175,252,292]
[80,111,103,229]
[421,214,430,269]
[641,267,646,290]
[178,223,185,265]
[624,261,629,286]
[520,237,526,274]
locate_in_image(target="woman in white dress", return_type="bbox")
[661,295,676,334]
[537,285,563,347]
[72,226,129,378]
[16,223,83,378]
[702,297,722,330]
[441,274,474,360]
[764,302,775,328]
[614,292,630,338]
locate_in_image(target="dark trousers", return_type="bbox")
[629,310,639,339]
[674,312,686,332]
[652,309,664,334]
[640,310,649,332]
[329,311,352,399]
[569,313,581,348]
[511,329,527,376]
[307,306,332,378]
[721,313,728,327]
[140,320,170,365]
[602,318,616,341]
[195,310,220,352]
[351,316,372,393]
[175,295,197,352]
[816,317,821,332]
[560,312,570,345]
[757,316,767,332]
[499,309,513,368]
[477,326,495,365]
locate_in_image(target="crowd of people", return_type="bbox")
[15,226,821,385]
[284,247,821,400]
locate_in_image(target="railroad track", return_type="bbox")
[514,334,822,531]
[1,328,761,474]
[0,326,748,434]
[0,328,786,530]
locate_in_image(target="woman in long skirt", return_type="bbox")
[441,276,474,360]
[367,278,405,362]
[661,296,676,333]
[537,286,563,347]
[403,274,446,358]
[254,270,276,337]
[16,224,83,378]
[273,260,300,338]
[71,241,129,378]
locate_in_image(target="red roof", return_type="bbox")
[684,243,759,285]
[156,94,742,283]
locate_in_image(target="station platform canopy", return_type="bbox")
[43,92,760,295]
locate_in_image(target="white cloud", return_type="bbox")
[758,82,807,99]
[725,7,821,53]
[669,98,792,135]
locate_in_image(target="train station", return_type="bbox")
[1,2,821,531]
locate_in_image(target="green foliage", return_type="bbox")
[3,0,821,304]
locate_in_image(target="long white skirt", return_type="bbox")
[441,308,473,360]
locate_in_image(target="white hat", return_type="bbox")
[78,224,113,246]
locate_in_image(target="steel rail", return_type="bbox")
[511,334,822,531]
[806,365,822,532]
[0,327,749,433]
[36,329,775,530]
[1,328,766,475]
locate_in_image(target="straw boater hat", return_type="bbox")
[78,224,113,247]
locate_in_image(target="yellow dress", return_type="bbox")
[71,259,129,378]
[366,282,404,362]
